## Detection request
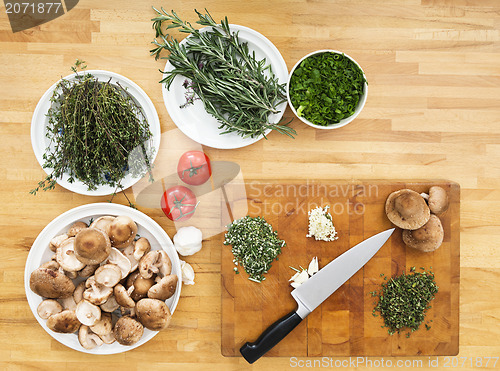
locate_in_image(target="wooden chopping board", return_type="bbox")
[221,180,459,357]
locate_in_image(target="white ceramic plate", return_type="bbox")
[31,70,161,196]
[162,24,288,149]
[24,203,181,354]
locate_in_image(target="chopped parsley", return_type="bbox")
[224,216,285,283]
[289,51,366,126]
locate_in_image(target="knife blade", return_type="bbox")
[240,228,395,364]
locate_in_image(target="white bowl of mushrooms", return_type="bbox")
[24,203,182,354]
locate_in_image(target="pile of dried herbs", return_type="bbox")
[31,61,154,194]
[150,9,295,139]
[224,216,286,283]
[371,267,438,337]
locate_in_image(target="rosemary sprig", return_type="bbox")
[150,8,295,139]
[31,61,154,194]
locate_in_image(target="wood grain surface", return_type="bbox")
[221,180,460,357]
[1,0,500,370]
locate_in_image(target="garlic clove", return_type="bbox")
[180,260,195,285]
[290,282,301,289]
[308,257,319,276]
[294,270,310,285]
[289,272,300,282]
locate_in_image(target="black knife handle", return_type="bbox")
[240,311,302,364]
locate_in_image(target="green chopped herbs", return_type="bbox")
[150,8,295,139]
[224,216,285,282]
[371,268,438,337]
[31,60,154,194]
[289,51,366,126]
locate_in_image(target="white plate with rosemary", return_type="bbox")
[161,24,289,149]
[24,203,182,354]
[31,70,161,196]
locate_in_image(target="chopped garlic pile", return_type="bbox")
[289,257,319,288]
[306,206,338,242]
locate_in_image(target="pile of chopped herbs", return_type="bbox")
[31,61,154,194]
[370,267,438,337]
[224,216,286,282]
[150,8,295,139]
[289,51,366,126]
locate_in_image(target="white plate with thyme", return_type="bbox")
[24,203,182,354]
[161,24,289,149]
[31,70,161,196]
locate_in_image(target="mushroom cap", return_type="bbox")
[402,214,444,252]
[78,264,99,278]
[75,299,101,326]
[133,238,151,261]
[136,298,172,331]
[385,189,431,230]
[58,296,77,311]
[94,264,122,288]
[428,186,449,214]
[114,316,144,346]
[99,331,116,344]
[103,248,131,279]
[139,250,172,279]
[148,275,178,301]
[74,228,111,265]
[73,281,86,304]
[122,244,139,273]
[49,234,69,252]
[90,312,113,336]
[100,295,120,313]
[83,280,113,306]
[89,216,115,232]
[46,310,81,333]
[78,325,104,350]
[30,267,75,299]
[37,299,63,319]
[106,216,138,248]
[114,284,136,308]
[56,238,86,272]
[129,274,156,302]
[67,221,88,237]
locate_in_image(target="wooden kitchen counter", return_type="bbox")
[1,0,499,370]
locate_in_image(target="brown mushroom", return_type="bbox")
[422,186,449,215]
[100,295,120,313]
[402,214,444,252]
[126,271,156,302]
[78,264,99,278]
[58,295,77,311]
[103,248,131,279]
[106,216,137,248]
[78,325,104,350]
[75,299,101,326]
[148,275,178,301]
[90,312,113,336]
[133,238,151,261]
[385,189,430,230]
[46,310,81,333]
[136,298,172,331]
[67,221,88,237]
[74,228,111,265]
[94,264,122,288]
[113,284,135,308]
[56,238,86,272]
[73,281,86,304]
[83,278,113,306]
[37,299,63,319]
[139,250,172,279]
[40,260,60,271]
[49,234,69,252]
[89,216,115,232]
[29,267,75,299]
[113,316,144,346]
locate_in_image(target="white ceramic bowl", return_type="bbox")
[31,70,161,196]
[24,203,181,354]
[287,49,368,130]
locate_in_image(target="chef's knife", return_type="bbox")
[240,228,395,364]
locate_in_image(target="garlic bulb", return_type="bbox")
[180,260,195,285]
[173,226,202,256]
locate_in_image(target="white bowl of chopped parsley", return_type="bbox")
[287,50,367,129]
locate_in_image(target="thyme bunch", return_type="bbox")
[150,8,295,139]
[31,61,154,194]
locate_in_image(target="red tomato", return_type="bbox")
[177,151,212,186]
[160,185,198,222]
